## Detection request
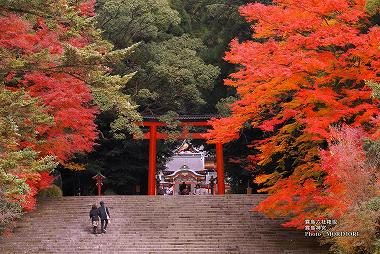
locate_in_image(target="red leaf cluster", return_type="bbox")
[14,172,54,211]
[78,0,96,17]
[25,72,98,161]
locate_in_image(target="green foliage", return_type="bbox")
[38,185,63,198]
[0,88,57,234]
[95,0,221,115]
[142,35,219,112]
[0,149,57,195]
[173,0,250,54]
[367,81,380,99]
[158,111,180,129]
[59,39,143,138]
[157,111,182,141]
[322,196,380,254]
[366,0,380,15]
[0,88,52,147]
[0,88,57,197]
[169,0,258,112]
[363,137,380,168]
[123,35,220,113]
[216,96,238,117]
[363,196,380,211]
[0,197,22,235]
[96,0,181,47]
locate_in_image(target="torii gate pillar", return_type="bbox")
[148,125,157,195]
[216,142,225,195]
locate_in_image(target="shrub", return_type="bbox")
[322,196,380,254]
[316,126,380,253]
[104,189,116,195]
[0,198,23,235]
[320,126,378,214]
[37,185,63,199]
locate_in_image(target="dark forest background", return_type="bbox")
[60,0,270,196]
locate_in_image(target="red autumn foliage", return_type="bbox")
[1,1,100,212]
[318,126,378,213]
[207,0,380,228]
[14,172,54,211]
[25,72,98,162]
[79,0,96,17]
[0,11,98,163]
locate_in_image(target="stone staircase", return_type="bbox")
[0,194,329,253]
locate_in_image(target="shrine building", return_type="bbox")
[158,140,228,195]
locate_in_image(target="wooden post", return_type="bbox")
[216,142,225,195]
[148,125,157,195]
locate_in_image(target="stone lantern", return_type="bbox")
[92,172,106,196]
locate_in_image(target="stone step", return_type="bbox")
[0,195,329,254]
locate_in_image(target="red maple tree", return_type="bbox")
[0,10,98,163]
[0,1,101,211]
[207,0,380,227]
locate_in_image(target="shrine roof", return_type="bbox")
[142,114,216,122]
[174,140,201,154]
[92,172,106,179]
[166,157,204,172]
[164,169,206,178]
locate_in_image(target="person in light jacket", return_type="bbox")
[98,201,110,233]
[194,183,201,195]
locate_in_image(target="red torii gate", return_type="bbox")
[137,115,225,195]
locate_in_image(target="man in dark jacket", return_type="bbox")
[209,176,217,195]
[98,201,110,233]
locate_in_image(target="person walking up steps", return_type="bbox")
[209,176,217,195]
[89,204,99,234]
[98,201,110,233]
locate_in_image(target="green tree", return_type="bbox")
[0,88,57,233]
[96,0,220,115]
[96,0,181,47]
[132,35,220,114]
